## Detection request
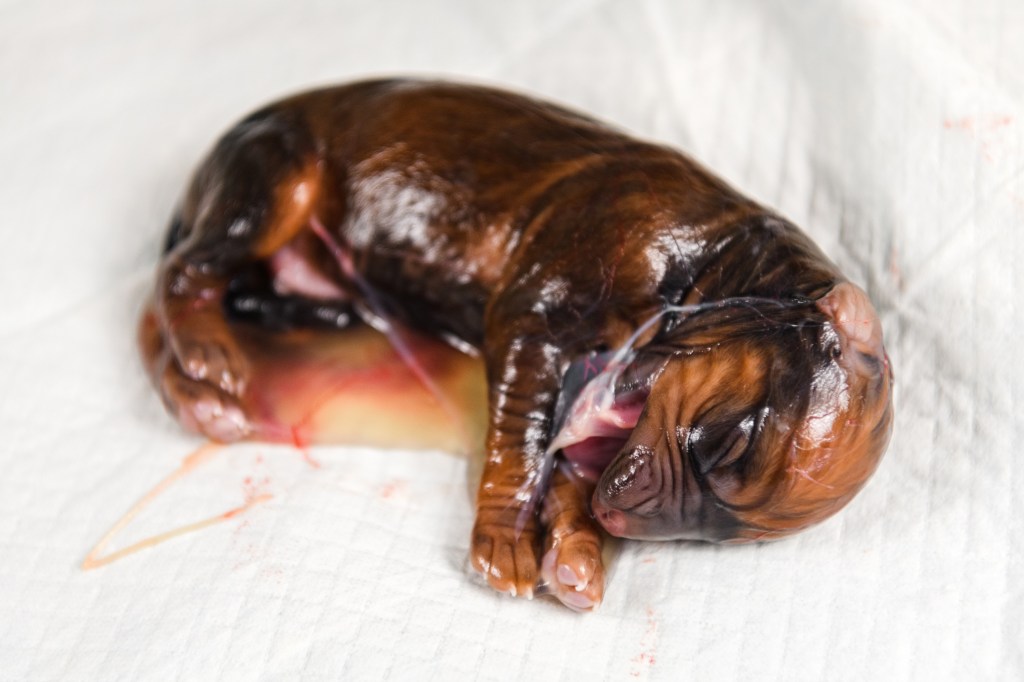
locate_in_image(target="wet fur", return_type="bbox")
[147,79,893,608]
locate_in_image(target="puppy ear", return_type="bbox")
[816,282,884,359]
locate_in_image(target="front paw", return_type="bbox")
[470,521,540,598]
[539,525,605,612]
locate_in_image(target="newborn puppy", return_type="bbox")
[145,79,894,610]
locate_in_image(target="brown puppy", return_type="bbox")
[145,79,893,610]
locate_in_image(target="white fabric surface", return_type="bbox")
[1,0,1021,679]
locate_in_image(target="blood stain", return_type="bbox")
[629,606,659,677]
[379,480,407,500]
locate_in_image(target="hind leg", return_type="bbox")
[140,302,253,441]
[151,109,325,440]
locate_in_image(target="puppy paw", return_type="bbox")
[470,521,540,599]
[160,359,252,442]
[172,331,250,396]
[540,524,605,611]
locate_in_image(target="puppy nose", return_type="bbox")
[592,499,626,536]
[593,501,622,532]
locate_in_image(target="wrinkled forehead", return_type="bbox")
[649,329,847,479]
[650,329,830,421]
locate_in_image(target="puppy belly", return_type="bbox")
[233,324,487,455]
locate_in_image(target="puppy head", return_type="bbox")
[591,283,894,542]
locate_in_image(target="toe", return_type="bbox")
[162,362,251,442]
[540,536,605,612]
[173,335,248,396]
[470,523,539,599]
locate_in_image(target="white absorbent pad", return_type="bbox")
[0,0,1021,679]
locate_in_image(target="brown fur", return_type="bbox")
[144,79,893,607]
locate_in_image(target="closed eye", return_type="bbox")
[689,412,757,476]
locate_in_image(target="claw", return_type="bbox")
[469,521,539,599]
[162,357,252,442]
[539,534,604,612]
